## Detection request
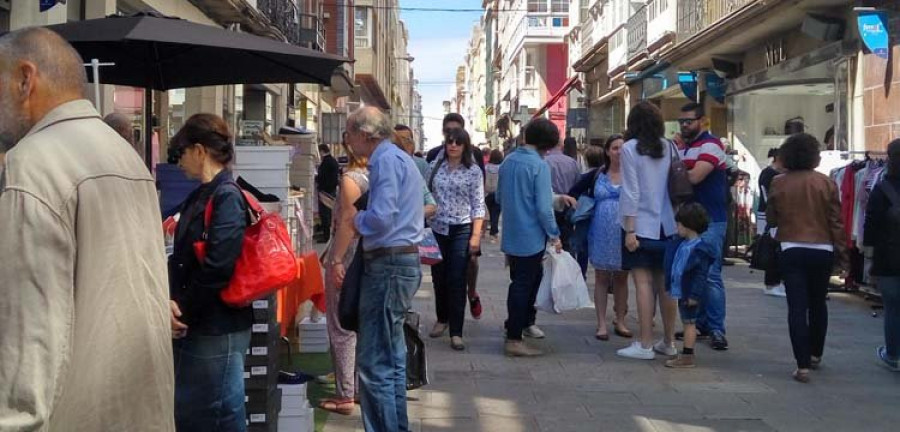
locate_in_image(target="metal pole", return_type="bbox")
[91,59,101,107]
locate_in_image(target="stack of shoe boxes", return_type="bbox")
[245,296,281,432]
[297,316,329,353]
[278,382,315,432]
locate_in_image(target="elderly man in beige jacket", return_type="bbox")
[0,28,175,431]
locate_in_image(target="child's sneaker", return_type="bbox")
[665,354,696,368]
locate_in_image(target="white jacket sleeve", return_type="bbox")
[0,189,75,430]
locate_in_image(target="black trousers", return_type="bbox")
[779,247,834,369]
[506,252,543,341]
[318,199,332,242]
[432,224,472,337]
[485,193,501,236]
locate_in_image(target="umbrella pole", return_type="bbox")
[145,88,153,171]
[84,59,115,109]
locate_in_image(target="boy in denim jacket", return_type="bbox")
[664,203,716,368]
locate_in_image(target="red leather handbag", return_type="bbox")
[193,187,298,307]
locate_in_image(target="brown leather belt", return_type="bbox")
[363,245,419,261]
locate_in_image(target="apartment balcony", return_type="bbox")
[627,4,647,62]
[257,0,325,51]
[607,26,627,76]
[580,16,596,56]
[504,12,570,68]
[676,0,756,44]
[647,0,677,50]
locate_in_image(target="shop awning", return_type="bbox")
[533,76,581,119]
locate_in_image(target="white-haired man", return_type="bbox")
[346,107,424,432]
[0,28,174,430]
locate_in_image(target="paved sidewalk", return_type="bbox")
[324,240,900,432]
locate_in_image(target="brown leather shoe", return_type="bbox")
[504,340,544,357]
[429,322,448,338]
[665,354,696,368]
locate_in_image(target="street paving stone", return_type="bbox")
[324,240,900,431]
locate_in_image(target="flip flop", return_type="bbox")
[319,398,355,415]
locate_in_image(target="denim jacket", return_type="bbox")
[664,237,715,304]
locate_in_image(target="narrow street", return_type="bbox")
[326,240,900,432]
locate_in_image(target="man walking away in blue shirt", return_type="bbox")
[496,118,563,357]
[349,107,424,432]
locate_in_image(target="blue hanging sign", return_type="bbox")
[858,10,890,60]
[705,73,727,103]
[678,72,697,101]
[40,0,67,13]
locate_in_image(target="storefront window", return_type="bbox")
[167,89,186,140]
[729,60,847,179]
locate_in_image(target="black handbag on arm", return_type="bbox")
[337,191,369,332]
[750,225,780,271]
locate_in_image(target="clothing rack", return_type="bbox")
[840,150,887,160]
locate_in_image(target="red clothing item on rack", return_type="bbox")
[840,165,856,247]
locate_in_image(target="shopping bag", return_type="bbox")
[404,311,429,390]
[535,254,556,313]
[419,228,443,265]
[536,248,594,313]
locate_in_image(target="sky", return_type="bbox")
[399,0,485,150]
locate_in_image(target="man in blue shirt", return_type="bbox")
[496,118,563,357]
[349,107,424,432]
[678,102,729,351]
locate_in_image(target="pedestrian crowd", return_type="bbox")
[0,28,898,432]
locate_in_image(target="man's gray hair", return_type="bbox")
[348,107,392,141]
[103,113,135,145]
[0,27,87,94]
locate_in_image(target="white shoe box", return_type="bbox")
[277,406,314,432]
[277,383,308,410]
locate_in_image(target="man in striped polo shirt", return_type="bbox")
[678,102,730,351]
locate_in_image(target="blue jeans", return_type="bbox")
[506,252,544,340]
[173,329,251,432]
[697,222,727,335]
[433,224,472,337]
[357,252,421,432]
[878,276,900,361]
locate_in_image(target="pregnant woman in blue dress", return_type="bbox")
[589,135,632,340]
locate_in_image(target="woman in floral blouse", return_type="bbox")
[426,128,486,351]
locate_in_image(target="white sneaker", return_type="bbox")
[764,284,787,297]
[523,325,546,339]
[653,340,677,356]
[617,342,656,360]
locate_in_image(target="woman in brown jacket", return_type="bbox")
[767,133,847,383]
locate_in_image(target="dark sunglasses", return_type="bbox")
[678,118,700,125]
[445,140,463,147]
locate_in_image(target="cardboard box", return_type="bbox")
[278,383,309,410]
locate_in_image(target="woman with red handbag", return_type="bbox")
[167,114,253,431]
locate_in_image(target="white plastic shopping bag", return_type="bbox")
[535,248,594,313]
